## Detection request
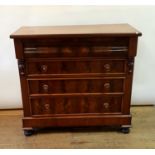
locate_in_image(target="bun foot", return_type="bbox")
[120,127,130,134]
[24,129,34,136]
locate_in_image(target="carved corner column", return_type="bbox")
[18,59,25,76]
[128,58,134,74]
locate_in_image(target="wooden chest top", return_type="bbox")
[10,24,141,38]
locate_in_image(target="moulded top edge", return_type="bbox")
[10,24,142,38]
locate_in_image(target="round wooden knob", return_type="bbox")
[104,83,110,89]
[103,102,109,109]
[104,64,111,72]
[41,65,48,73]
[42,84,49,93]
[44,103,50,111]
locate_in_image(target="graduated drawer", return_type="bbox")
[30,95,123,116]
[26,59,126,76]
[28,78,124,95]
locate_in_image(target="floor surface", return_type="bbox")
[0,106,155,149]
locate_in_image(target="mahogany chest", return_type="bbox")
[10,24,142,136]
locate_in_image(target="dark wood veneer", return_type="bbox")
[10,24,141,135]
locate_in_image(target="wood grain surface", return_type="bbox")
[10,24,142,38]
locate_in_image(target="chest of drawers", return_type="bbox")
[10,24,142,136]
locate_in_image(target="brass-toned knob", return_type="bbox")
[41,65,48,73]
[104,83,110,89]
[42,84,49,93]
[103,102,109,109]
[104,64,111,72]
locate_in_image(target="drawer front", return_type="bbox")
[30,96,123,116]
[24,46,128,58]
[28,78,124,94]
[26,59,126,75]
[23,37,129,58]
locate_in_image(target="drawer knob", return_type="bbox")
[104,64,111,72]
[42,84,49,93]
[44,103,50,111]
[104,83,110,89]
[103,102,109,109]
[41,65,48,73]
